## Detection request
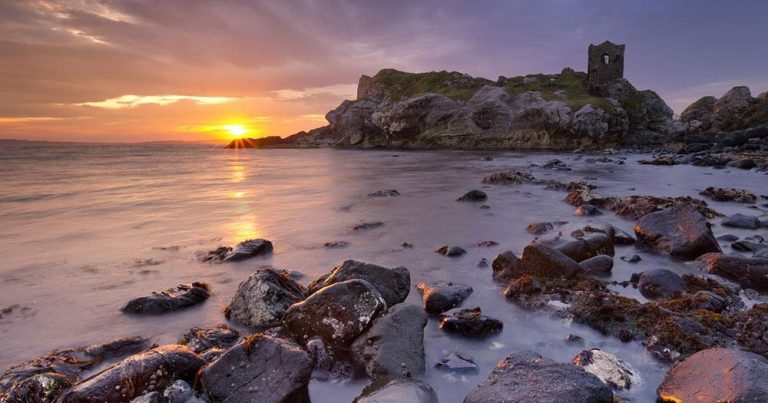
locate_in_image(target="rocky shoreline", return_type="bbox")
[3,151,768,402]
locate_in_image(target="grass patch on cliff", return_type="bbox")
[744,98,768,127]
[502,72,615,112]
[371,69,493,102]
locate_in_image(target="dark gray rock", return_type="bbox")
[282,279,386,352]
[178,324,239,354]
[120,282,210,315]
[634,204,721,260]
[199,334,313,403]
[457,190,488,202]
[368,189,400,197]
[555,234,615,262]
[491,250,521,282]
[636,269,683,299]
[697,253,768,291]
[464,351,613,403]
[354,377,438,403]
[226,269,306,328]
[579,255,614,276]
[436,245,467,257]
[204,239,274,262]
[0,336,151,393]
[306,260,410,307]
[435,352,478,374]
[657,348,768,402]
[59,345,204,403]
[0,372,73,403]
[416,281,473,314]
[438,307,503,338]
[352,221,385,231]
[722,213,762,229]
[519,243,581,279]
[352,304,428,378]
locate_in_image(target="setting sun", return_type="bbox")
[224,124,248,137]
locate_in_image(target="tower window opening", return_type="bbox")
[602,54,610,64]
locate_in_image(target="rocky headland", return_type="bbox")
[227,68,767,156]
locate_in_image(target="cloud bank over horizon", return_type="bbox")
[1,0,767,142]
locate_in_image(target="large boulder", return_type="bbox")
[204,239,274,263]
[657,348,768,402]
[491,250,521,282]
[680,96,717,128]
[0,336,150,393]
[697,253,768,291]
[282,279,387,353]
[438,307,503,338]
[199,335,312,403]
[555,234,615,262]
[416,281,473,314]
[352,304,428,378]
[578,255,614,276]
[178,325,239,354]
[354,377,438,403]
[226,269,306,328]
[59,345,204,403]
[120,282,210,315]
[464,351,613,403]
[519,243,581,279]
[722,213,762,230]
[636,269,683,299]
[634,204,721,259]
[306,260,410,307]
[713,86,754,131]
[0,372,72,403]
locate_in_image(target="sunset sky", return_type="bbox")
[2,0,767,143]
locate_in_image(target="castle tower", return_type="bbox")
[587,41,625,94]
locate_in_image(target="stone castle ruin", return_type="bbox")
[587,41,625,95]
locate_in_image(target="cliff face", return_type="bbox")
[231,68,676,150]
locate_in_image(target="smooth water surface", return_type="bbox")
[1,143,766,402]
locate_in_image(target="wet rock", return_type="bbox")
[226,268,306,328]
[542,158,568,169]
[731,239,768,254]
[491,250,521,282]
[565,334,586,345]
[481,170,536,185]
[555,234,615,262]
[657,348,768,402]
[416,281,473,314]
[728,158,756,169]
[353,377,438,403]
[199,347,225,363]
[120,282,211,315]
[699,187,757,203]
[306,260,410,307]
[324,240,350,248]
[697,253,768,291]
[368,189,400,197]
[130,391,161,403]
[199,334,313,403]
[573,349,636,390]
[639,155,678,165]
[438,307,503,338]
[621,254,641,263]
[634,204,721,259]
[636,269,683,299]
[204,238,274,263]
[0,372,73,403]
[722,213,762,229]
[352,304,427,378]
[474,240,499,247]
[436,245,467,257]
[352,221,385,231]
[520,243,581,278]
[282,279,386,352]
[163,380,199,403]
[464,351,613,403]
[575,204,602,216]
[0,336,151,392]
[717,233,740,242]
[178,324,239,354]
[477,258,489,267]
[457,190,488,202]
[435,352,478,374]
[579,255,614,276]
[526,222,561,235]
[59,345,204,403]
